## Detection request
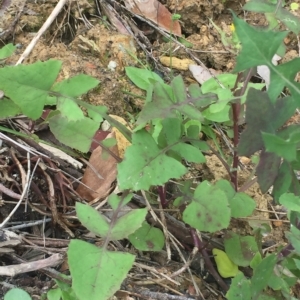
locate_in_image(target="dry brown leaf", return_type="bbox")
[76,132,119,202]
[124,0,181,36]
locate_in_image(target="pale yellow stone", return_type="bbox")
[159,56,194,71]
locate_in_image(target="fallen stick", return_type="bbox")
[16,0,69,65]
[0,253,63,276]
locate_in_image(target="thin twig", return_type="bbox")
[0,153,31,229]
[16,0,69,64]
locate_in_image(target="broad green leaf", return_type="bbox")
[111,208,147,240]
[53,280,77,300]
[229,192,256,218]
[226,272,251,300]
[250,252,262,269]
[214,179,235,200]
[76,202,146,240]
[52,74,99,97]
[87,105,106,123]
[0,98,21,118]
[47,288,62,300]
[76,203,110,237]
[128,221,165,251]
[237,89,276,156]
[49,114,98,152]
[286,226,300,253]
[125,67,163,90]
[0,43,16,60]
[232,14,300,102]
[279,193,300,212]
[233,13,287,72]
[108,193,132,210]
[171,143,206,163]
[212,248,239,278]
[201,74,237,93]
[162,118,182,144]
[183,182,230,232]
[4,288,31,300]
[209,96,232,113]
[272,160,294,202]
[268,272,291,292]
[243,0,277,13]
[57,97,84,121]
[202,104,230,122]
[137,76,204,125]
[68,240,135,300]
[268,59,300,104]
[0,60,61,119]
[276,7,300,34]
[224,232,259,267]
[118,129,186,190]
[256,150,281,193]
[251,254,277,297]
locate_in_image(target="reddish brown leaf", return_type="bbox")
[77,132,118,202]
[124,0,181,36]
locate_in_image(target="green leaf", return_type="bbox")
[0,98,21,118]
[137,76,204,125]
[118,129,186,190]
[108,193,132,210]
[161,118,182,144]
[232,14,300,102]
[279,193,300,212]
[49,114,98,152]
[76,202,110,237]
[68,240,135,300]
[128,221,165,251]
[224,232,259,267]
[52,74,99,97]
[47,288,62,300]
[57,97,84,121]
[212,248,239,278]
[269,59,300,103]
[226,272,252,300]
[87,105,106,123]
[233,13,287,72]
[125,67,163,90]
[229,192,256,218]
[250,252,262,269]
[272,160,294,202]
[262,131,300,162]
[0,60,61,119]
[4,288,32,300]
[171,143,206,163]
[256,150,281,193]
[243,0,277,13]
[202,104,230,122]
[237,89,275,156]
[183,181,230,232]
[76,202,146,240]
[251,254,277,297]
[276,7,300,34]
[0,43,16,60]
[286,226,300,253]
[111,208,147,240]
[201,74,237,93]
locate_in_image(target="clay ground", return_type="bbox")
[0,0,300,299]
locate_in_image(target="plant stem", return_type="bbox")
[191,229,229,292]
[231,102,240,191]
[157,185,167,208]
